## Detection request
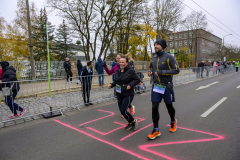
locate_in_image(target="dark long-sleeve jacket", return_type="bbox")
[95,58,104,74]
[63,61,71,70]
[79,66,93,83]
[198,62,205,68]
[150,51,180,85]
[111,66,140,96]
[1,66,20,92]
[77,62,83,72]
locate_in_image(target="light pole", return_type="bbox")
[221,34,232,61]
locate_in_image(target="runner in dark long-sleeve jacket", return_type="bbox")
[148,39,180,140]
[108,56,140,131]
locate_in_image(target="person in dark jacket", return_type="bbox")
[95,58,104,85]
[112,58,117,82]
[129,58,135,69]
[108,56,140,131]
[63,58,72,83]
[77,60,83,81]
[198,61,205,78]
[80,61,93,106]
[206,60,211,77]
[0,61,25,118]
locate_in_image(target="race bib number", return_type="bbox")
[116,84,121,93]
[153,84,166,94]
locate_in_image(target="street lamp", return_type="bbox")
[221,33,232,60]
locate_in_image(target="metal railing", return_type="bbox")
[9,61,149,80]
[0,65,235,128]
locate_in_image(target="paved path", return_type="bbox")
[0,71,239,160]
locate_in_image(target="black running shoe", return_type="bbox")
[125,123,133,130]
[132,118,138,131]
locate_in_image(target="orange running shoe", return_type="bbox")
[129,105,135,115]
[121,115,124,118]
[169,119,177,133]
[148,129,161,140]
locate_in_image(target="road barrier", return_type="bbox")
[0,65,235,128]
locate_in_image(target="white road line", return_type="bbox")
[200,97,228,117]
[237,85,240,89]
[196,81,220,90]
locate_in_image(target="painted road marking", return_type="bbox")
[201,97,228,117]
[54,119,224,160]
[237,85,240,89]
[196,81,220,90]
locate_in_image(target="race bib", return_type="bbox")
[116,84,121,93]
[153,84,166,94]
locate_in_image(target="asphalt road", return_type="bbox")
[0,72,239,160]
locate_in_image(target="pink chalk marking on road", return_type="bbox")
[139,125,225,160]
[87,121,126,135]
[54,119,150,160]
[86,117,146,135]
[120,123,153,141]
[79,109,115,126]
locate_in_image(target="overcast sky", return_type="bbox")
[0,0,240,48]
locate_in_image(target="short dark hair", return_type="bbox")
[87,61,93,66]
[120,56,129,63]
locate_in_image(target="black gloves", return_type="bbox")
[102,61,106,67]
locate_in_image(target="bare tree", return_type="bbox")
[153,0,184,40]
[47,0,143,60]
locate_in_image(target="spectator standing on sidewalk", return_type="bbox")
[95,58,104,86]
[213,62,218,75]
[0,61,25,118]
[198,61,205,78]
[63,58,72,83]
[112,58,117,82]
[129,58,135,69]
[80,61,94,106]
[235,61,239,73]
[77,60,83,81]
[206,60,211,77]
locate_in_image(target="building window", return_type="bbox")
[170,35,173,39]
[170,42,173,47]
[202,39,205,45]
[202,49,205,53]
[184,40,187,45]
[175,34,178,39]
[189,32,193,37]
[189,40,192,45]
[175,42,178,47]
[184,33,187,37]
[179,41,182,46]
[179,34,182,38]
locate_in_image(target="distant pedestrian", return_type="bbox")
[206,60,211,77]
[63,58,72,83]
[95,58,104,86]
[77,60,83,82]
[112,58,117,82]
[213,62,218,75]
[198,61,205,78]
[235,61,239,73]
[129,58,135,69]
[0,65,2,87]
[150,62,153,84]
[80,61,94,106]
[0,61,25,118]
